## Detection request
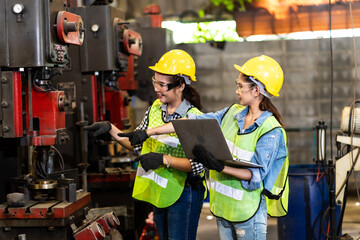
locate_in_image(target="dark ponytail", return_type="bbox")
[182,84,202,110]
[171,75,202,110]
[259,97,285,127]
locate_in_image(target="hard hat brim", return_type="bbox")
[234,64,242,72]
[148,65,197,81]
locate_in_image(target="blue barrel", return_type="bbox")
[277,164,341,240]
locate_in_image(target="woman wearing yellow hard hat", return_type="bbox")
[119,55,289,240]
[85,49,206,240]
[196,55,288,240]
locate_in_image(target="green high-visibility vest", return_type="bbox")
[132,99,202,208]
[209,104,289,222]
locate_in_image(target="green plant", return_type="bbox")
[198,0,253,19]
[210,0,252,12]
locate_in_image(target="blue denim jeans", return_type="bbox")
[153,183,205,240]
[216,195,267,240]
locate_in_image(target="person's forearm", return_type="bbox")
[109,124,133,151]
[221,166,252,181]
[146,117,189,136]
[163,155,192,172]
[146,122,175,136]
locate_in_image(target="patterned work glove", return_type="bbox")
[118,130,149,146]
[83,121,111,136]
[135,152,163,171]
[192,144,224,172]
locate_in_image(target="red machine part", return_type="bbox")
[0,192,90,220]
[143,4,163,27]
[27,89,66,146]
[118,55,137,91]
[56,11,84,46]
[12,72,23,137]
[91,75,99,122]
[96,212,120,235]
[122,29,143,56]
[118,28,141,91]
[95,76,130,129]
[73,221,106,240]
[104,90,129,130]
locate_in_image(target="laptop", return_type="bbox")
[172,119,263,168]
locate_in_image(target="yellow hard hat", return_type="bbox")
[149,49,196,81]
[234,55,284,97]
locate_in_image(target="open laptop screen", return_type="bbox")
[172,119,262,168]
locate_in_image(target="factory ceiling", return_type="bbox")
[114,0,360,37]
[235,0,360,37]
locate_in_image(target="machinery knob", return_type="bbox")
[63,20,78,35]
[58,94,65,112]
[2,126,10,133]
[56,11,84,45]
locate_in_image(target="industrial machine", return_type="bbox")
[60,2,142,173]
[335,104,360,208]
[0,0,173,238]
[52,2,143,238]
[0,0,92,239]
[332,102,360,239]
[55,3,173,238]
[278,102,360,240]
[0,0,132,239]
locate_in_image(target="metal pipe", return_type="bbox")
[80,102,88,192]
[101,73,106,116]
[28,146,34,175]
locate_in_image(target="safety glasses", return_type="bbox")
[235,80,252,91]
[152,76,181,91]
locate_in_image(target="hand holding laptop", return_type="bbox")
[192,144,225,172]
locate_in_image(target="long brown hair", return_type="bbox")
[170,75,202,110]
[244,75,284,126]
[259,97,284,126]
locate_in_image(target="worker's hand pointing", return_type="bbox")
[192,144,224,172]
[83,121,111,136]
[118,130,149,146]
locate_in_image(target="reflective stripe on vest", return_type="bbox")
[136,167,168,188]
[132,99,203,208]
[209,170,262,222]
[225,139,254,161]
[149,134,179,148]
[209,177,244,200]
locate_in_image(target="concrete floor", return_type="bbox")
[197,195,360,240]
